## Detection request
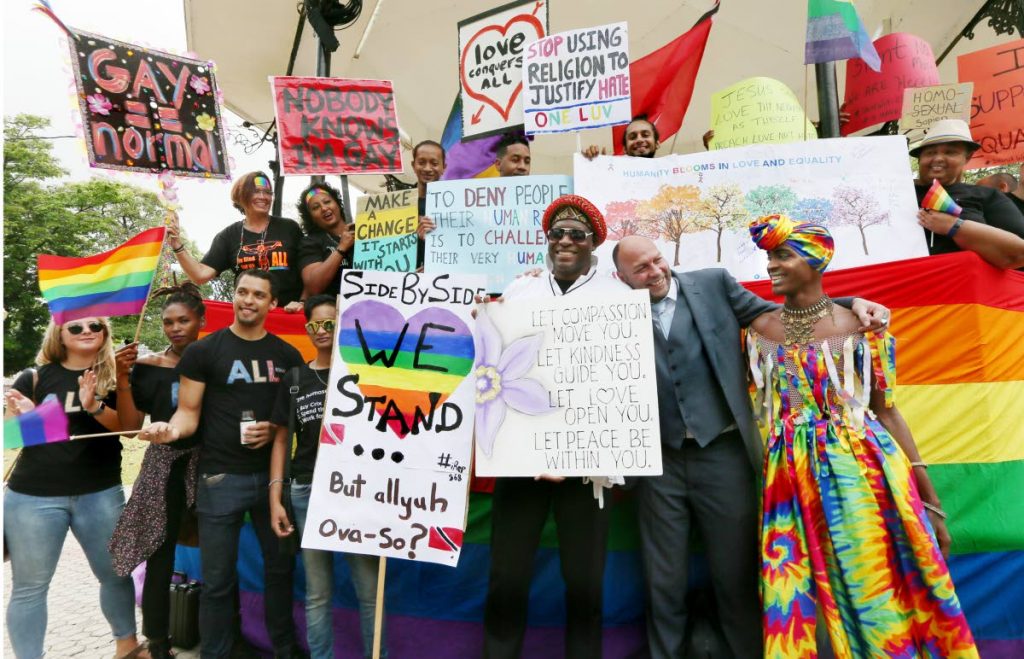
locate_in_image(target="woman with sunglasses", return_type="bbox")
[4,317,142,659]
[296,182,354,297]
[167,171,306,311]
[268,295,387,659]
[108,284,206,659]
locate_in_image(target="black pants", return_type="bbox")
[141,456,188,640]
[483,478,610,659]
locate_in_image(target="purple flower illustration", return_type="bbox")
[474,310,551,457]
[86,93,112,115]
[189,75,211,95]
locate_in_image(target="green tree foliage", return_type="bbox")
[744,184,798,218]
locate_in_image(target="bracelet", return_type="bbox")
[268,478,285,489]
[910,461,928,469]
[172,244,186,254]
[946,217,966,238]
[85,401,106,416]
[922,501,948,519]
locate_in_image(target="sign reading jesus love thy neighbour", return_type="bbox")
[474,290,662,478]
[302,270,486,566]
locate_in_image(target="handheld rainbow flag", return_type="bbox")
[38,226,166,324]
[4,398,70,449]
[921,178,963,217]
[805,0,881,72]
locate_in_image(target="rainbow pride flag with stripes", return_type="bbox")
[3,398,69,450]
[37,227,165,324]
[921,178,964,216]
[805,0,881,72]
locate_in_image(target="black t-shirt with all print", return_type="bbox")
[201,216,305,305]
[8,363,121,497]
[270,364,329,481]
[130,362,198,450]
[178,328,303,474]
[298,232,353,297]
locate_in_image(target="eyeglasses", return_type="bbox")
[547,228,593,243]
[305,319,336,334]
[66,322,105,335]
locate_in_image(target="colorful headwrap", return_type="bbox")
[749,214,835,272]
[542,194,608,246]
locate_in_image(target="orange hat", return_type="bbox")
[542,194,607,246]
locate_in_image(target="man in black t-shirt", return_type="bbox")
[140,270,305,659]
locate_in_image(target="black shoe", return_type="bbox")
[146,638,173,659]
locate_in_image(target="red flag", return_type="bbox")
[612,2,719,154]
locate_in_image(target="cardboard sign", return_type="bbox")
[842,33,940,135]
[958,39,1024,168]
[474,289,661,477]
[353,190,418,272]
[458,0,548,140]
[271,77,402,175]
[573,136,928,282]
[423,175,572,293]
[523,22,631,134]
[67,28,229,178]
[301,270,486,566]
[899,83,973,133]
[709,77,817,150]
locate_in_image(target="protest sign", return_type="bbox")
[573,135,928,282]
[709,77,817,150]
[424,175,571,293]
[474,289,661,477]
[842,33,939,136]
[899,83,973,133]
[354,189,418,272]
[523,22,631,134]
[458,0,548,139]
[270,77,402,175]
[301,270,486,566]
[958,39,1024,168]
[67,28,229,178]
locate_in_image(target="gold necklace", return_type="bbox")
[781,295,833,345]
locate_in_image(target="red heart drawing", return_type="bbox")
[460,12,545,122]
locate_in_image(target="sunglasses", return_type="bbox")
[547,228,593,243]
[305,319,336,334]
[66,321,105,335]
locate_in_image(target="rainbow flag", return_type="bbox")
[805,0,881,72]
[38,227,165,324]
[440,96,500,181]
[4,398,69,449]
[199,300,314,361]
[921,178,964,216]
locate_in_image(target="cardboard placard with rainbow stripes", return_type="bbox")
[301,270,486,566]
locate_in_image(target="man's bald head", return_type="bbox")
[977,173,1018,194]
[613,235,673,302]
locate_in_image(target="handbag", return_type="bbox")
[168,571,201,649]
[277,367,302,556]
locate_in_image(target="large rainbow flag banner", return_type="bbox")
[38,227,165,324]
[3,398,69,450]
[805,0,881,72]
[182,251,1023,657]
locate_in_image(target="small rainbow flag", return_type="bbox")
[921,178,963,217]
[38,227,165,324]
[4,398,70,449]
[805,0,881,72]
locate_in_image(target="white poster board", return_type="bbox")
[302,270,486,566]
[474,289,662,477]
[523,22,631,134]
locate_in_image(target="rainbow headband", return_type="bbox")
[305,187,329,204]
[748,214,835,272]
[253,175,272,190]
[921,179,963,217]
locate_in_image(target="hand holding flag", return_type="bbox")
[921,179,963,217]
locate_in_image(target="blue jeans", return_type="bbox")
[196,472,296,659]
[292,482,386,659]
[4,485,137,659]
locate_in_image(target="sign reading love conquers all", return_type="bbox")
[458,0,549,140]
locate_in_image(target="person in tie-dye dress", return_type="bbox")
[744,214,978,658]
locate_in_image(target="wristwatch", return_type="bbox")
[85,400,106,416]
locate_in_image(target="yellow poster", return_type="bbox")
[710,77,817,150]
[354,188,419,272]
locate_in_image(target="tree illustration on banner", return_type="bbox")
[639,184,702,266]
[695,184,748,262]
[792,197,834,225]
[830,185,890,255]
[744,184,798,218]
[605,200,655,240]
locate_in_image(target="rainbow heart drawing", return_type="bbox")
[338,300,475,439]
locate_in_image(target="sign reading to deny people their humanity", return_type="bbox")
[523,22,631,134]
[424,175,571,293]
[474,289,661,477]
[301,270,486,566]
[709,77,817,150]
[841,33,940,135]
[67,28,229,178]
[899,82,973,133]
[573,135,928,282]
[271,77,402,175]
[354,189,418,272]
[459,0,548,140]
[958,39,1024,168]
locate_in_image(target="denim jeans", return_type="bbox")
[196,472,297,659]
[4,485,137,659]
[292,482,386,659]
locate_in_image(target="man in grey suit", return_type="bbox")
[612,235,886,658]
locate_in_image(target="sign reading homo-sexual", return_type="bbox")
[709,77,816,150]
[354,189,418,272]
[899,83,973,133]
[523,22,631,134]
[67,28,229,178]
[270,77,402,175]
[301,270,486,566]
[474,289,661,477]
[958,39,1024,168]
[423,175,571,293]
[458,0,548,140]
